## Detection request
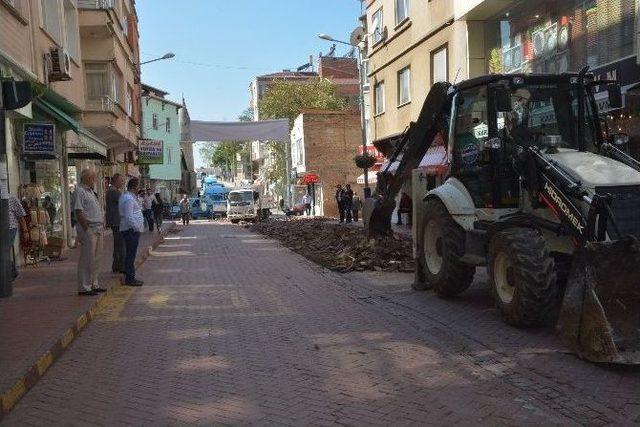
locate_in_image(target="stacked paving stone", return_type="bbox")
[251,217,414,272]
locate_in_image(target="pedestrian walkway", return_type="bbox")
[4,221,627,426]
[0,226,171,402]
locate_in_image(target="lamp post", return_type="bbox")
[140,52,175,65]
[318,33,370,197]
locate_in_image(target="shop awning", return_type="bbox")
[357,170,378,185]
[419,144,449,175]
[34,99,108,158]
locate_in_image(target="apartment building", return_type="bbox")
[78,0,141,176]
[1,0,108,249]
[366,0,640,157]
[141,83,181,202]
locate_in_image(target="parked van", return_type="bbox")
[227,189,260,223]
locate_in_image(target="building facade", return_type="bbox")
[1,0,109,252]
[141,84,181,202]
[78,0,141,177]
[366,0,640,159]
[179,97,196,197]
[290,110,363,218]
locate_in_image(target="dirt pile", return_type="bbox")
[251,217,414,273]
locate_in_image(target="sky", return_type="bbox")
[137,0,363,168]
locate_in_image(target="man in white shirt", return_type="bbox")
[119,177,145,286]
[74,169,105,296]
[143,188,155,232]
[302,193,312,216]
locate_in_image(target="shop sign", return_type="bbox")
[23,123,55,155]
[592,56,640,93]
[137,139,164,165]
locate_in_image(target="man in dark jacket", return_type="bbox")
[335,185,345,223]
[343,184,354,223]
[105,173,125,273]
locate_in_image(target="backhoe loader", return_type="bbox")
[365,68,640,363]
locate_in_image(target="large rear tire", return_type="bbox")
[488,228,557,327]
[417,199,475,296]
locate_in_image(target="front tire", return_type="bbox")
[417,199,475,296]
[488,228,557,327]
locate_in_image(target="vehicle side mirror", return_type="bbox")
[608,84,623,109]
[495,87,512,112]
[611,133,629,146]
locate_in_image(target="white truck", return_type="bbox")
[227,188,272,223]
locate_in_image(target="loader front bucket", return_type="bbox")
[557,236,640,364]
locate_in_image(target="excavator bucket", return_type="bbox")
[365,81,450,238]
[557,236,640,364]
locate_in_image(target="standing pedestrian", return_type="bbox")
[119,177,144,286]
[351,192,362,222]
[302,193,312,216]
[335,184,345,223]
[152,192,164,233]
[7,193,27,279]
[105,173,125,273]
[143,188,155,232]
[180,194,191,225]
[343,184,354,223]
[74,169,106,296]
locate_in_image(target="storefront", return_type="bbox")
[482,0,640,159]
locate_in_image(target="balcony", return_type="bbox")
[86,95,117,114]
[78,0,114,9]
[82,95,138,155]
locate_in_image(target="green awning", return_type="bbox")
[34,99,107,157]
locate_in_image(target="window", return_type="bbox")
[361,59,370,92]
[122,14,128,37]
[85,63,109,100]
[374,81,385,115]
[112,69,123,104]
[395,0,409,25]
[165,117,171,133]
[125,85,133,116]
[397,67,411,106]
[431,44,448,85]
[63,0,79,61]
[371,8,384,44]
[167,148,172,164]
[40,0,62,43]
[152,113,158,130]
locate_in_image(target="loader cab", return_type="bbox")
[447,74,602,210]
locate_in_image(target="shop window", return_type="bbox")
[398,67,411,106]
[63,0,79,61]
[152,113,158,130]
[371,8,384,45]
[374,81,385,115]
[395,0,409,25]
[431,44,448,85]
[40,0,62,43]
[166,117,171,133]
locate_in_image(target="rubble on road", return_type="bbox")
[251,217,414,273]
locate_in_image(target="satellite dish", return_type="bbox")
[350,26,366,46]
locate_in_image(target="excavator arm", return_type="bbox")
[366,81,451,237]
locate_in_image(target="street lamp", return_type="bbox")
[318,33,371,197]
[140,52,175,65]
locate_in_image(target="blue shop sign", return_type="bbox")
[23,123,55,155]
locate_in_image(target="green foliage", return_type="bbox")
[258,78,349,188]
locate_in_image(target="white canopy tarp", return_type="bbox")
[190,119,289,142]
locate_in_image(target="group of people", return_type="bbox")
[75,170,146,296]
[335,184,362,223]
[131,188,165,234]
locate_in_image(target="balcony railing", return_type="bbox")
[86,96,117,114]
[78,0,114,9]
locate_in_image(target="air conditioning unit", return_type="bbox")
[48,47,72,82]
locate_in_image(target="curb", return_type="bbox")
[0,224,176,421]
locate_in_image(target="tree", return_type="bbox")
[257,78,348,192]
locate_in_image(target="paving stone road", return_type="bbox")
[4,222,640,426]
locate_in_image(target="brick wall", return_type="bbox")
[301,111,363,218]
